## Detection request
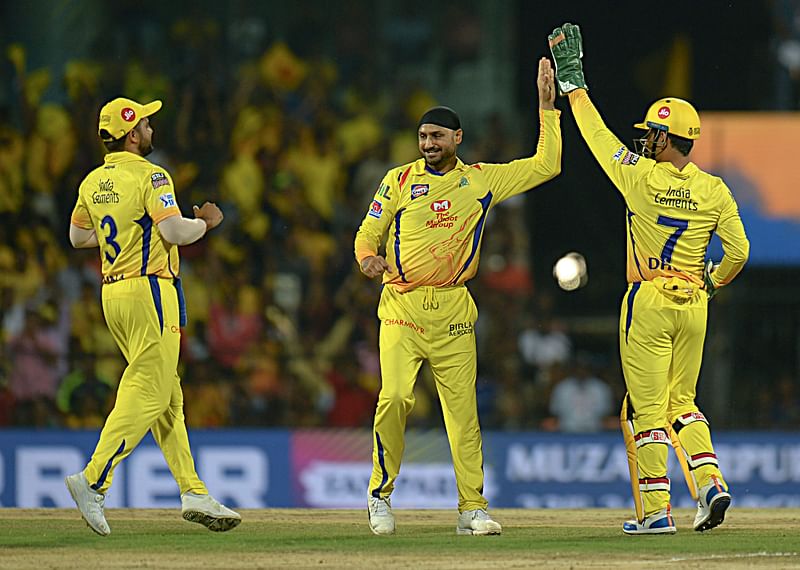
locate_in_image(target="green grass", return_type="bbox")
[0,508,798,569]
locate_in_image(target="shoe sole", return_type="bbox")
[694,495,731,532]
[65,476,110,537]
[622,526,677,535]
[182,511,242,532]
[456,525,502,536]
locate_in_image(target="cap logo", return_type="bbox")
[657,106,671,119]
[121,108,136,122]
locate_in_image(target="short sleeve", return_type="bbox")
[145,169,181,224]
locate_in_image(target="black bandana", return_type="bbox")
[417,106,461,130]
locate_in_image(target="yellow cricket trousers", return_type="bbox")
[368,284,488,512]
[84,276,207,496]
[620,281,727,515]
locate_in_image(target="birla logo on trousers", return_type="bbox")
[430,200,451,212]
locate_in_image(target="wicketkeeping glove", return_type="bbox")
[548,23,588,95]
[703,260,719,299]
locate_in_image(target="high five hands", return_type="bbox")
[538,57,556,110]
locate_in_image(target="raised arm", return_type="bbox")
[549,23,649,196]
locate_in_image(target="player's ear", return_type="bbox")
[454,129,463,144]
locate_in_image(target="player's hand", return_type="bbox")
[548,22,588,95]
[537,57,556,110]
[193,202,224,231]
[360,255,392,279]
[703,259,719,299]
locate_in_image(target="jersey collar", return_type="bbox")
[413,157,468,176]
[656,160,698,179]
[103,151,151,165]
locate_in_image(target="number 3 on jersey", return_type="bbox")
[100,215,121,264]
[657,215,688,263]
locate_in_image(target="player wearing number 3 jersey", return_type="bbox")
[549,23,749,534]
[66,97,240,536]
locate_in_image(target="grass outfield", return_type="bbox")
[1,508,798,569]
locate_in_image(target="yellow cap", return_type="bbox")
[633,97,700,140]
[98,97,162,142]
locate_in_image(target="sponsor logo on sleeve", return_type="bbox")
[368,199,383,218]
[410,184,430,199]
[377,183,391,200]
[151,172,170,189]
[612,146,625,161]
[159,193,176,208]
[621,152,641,166]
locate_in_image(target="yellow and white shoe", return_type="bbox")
[693,477,731,532]
[368,496,395,535]
[65,472,111,536]
[456,509,502,535]
[181,492,242,532]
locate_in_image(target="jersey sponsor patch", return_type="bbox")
[159,193,176,208]
[621,151,640,166]
[410,184,429,199]
[458,176,469,188]
[151,172,170,189]
[377,182,391,200]
[368,199,383,218]
[430,199,451,212]
[612,146,626,161]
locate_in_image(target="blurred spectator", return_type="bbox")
[544,354,615,433]
[57,352,114,429]
[8,304,69,424]
[326,355,376,428]
[770,0,800,108]
[207,280,263,371]
[772,371,800,428]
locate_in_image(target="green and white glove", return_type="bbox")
[548,23,588,95]
[703,259,719,299]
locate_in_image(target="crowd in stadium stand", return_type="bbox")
[1,28,795,432]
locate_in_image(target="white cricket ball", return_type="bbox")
[553,252,588,291]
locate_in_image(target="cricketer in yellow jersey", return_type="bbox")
[65,97,241,536]
[355,58,561,536]
[550,23,749,535]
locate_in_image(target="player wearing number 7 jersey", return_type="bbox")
[549,24,749,534]
[66,97,240,536]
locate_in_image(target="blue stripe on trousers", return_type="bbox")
[371,432,389,498]
[148,275,164,334]
[91,439,126,490]
[625,282,641,343]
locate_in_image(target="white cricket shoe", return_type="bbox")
[181,492,242,532]
[456,509,502,535]
[622,507,677,535]
[368,496,395,535]
[65,472,111,536]
[693,477,731,532]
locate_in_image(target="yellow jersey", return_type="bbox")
[568,91,749,288]
[71,151,182,283]
[355,109,561,292]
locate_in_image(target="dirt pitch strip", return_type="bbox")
[1,508,798,569]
